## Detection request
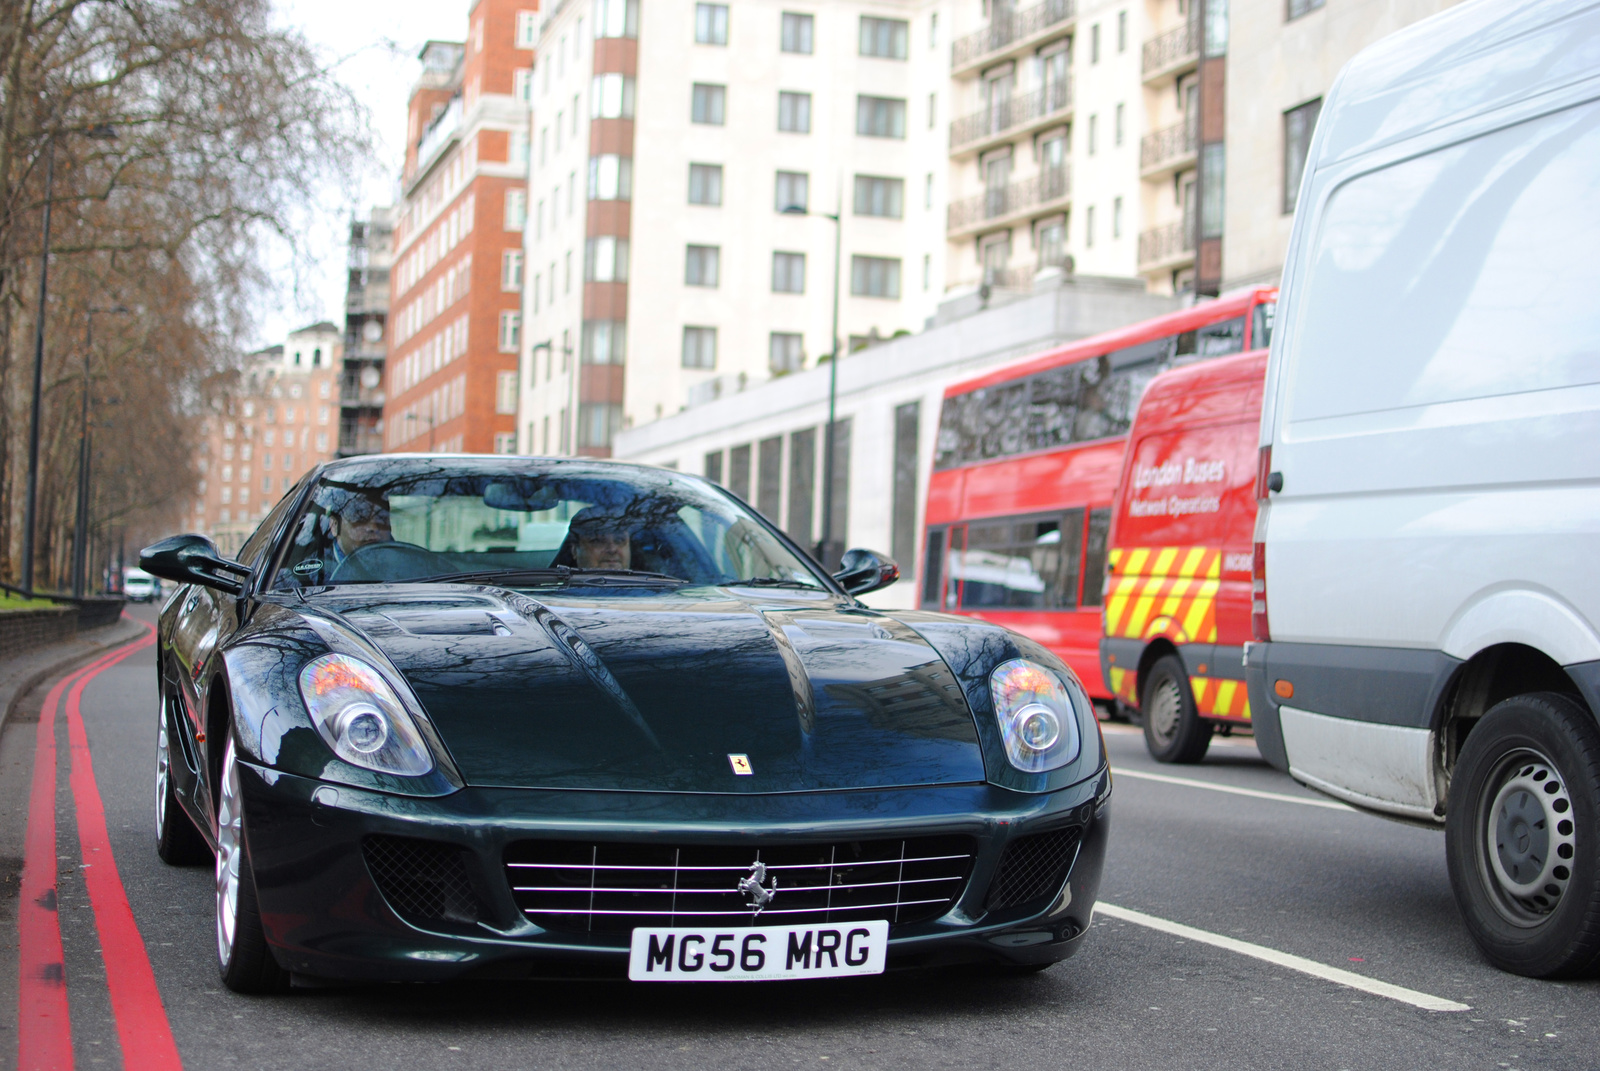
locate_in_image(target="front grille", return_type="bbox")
[985,827,1081,911]
[504,836,977,934]
[363,835,482,925]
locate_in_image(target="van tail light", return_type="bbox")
[1254,445,1273,501]
[1251,541,1271,642]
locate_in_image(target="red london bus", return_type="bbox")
[919,286,1277,701]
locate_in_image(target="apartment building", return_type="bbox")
[382,0,533,456]
[340,206,394,457]
[519,0,951,458]
[179,324,343,555]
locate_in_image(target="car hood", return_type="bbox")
[311,585,987,793]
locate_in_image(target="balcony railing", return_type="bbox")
[1138,218,1196,268]
[1142,21,1199,78]
[947,165,1070,232]
[951,0,1076,70]
[950,80,1072,152]
[987,256,1072,290]
[1140,117,1199,173]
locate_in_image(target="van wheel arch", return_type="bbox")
[1135,638,1181,713]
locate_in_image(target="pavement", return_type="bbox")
[0,603,1596,1070]
[0,613,150,731]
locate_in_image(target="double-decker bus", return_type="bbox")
[919,286,1277,701]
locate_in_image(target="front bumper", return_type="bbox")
[240,765,1111,982]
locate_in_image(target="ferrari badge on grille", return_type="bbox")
[728,753,753,775]
[737,860,778,915]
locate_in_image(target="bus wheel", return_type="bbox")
[1446,692,1600,978]
[1141,655,1212,764]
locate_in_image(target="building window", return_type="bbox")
[689,163,724,205]
[578,403,624,449]
[1118,9,1127,51]
[1036,216,1067,269]
[922,254,931,290]
[516,10,538,47]
[695,3,728,44]
[498,312,521,353]
[1115,103,1125,146]
[778,91,811,133]
[930,11,938,47]
[772,251,806,293]
[685,244,721,287]
[705,449,724,483]
[496,371,519,413]
[595,0,639,38]
[505,189,527,230]
[781,11,813,53]
[582,320,627,364]
[494,432,518,454]
[850,255,901,298]
[859,17,908,58]
[588,155,633,200]
[727,444,752,499]
[1113,196,1123,238]
[514,69,533,103]
[502,250,524,291]
[592,74,636,118]
[1283,98,1322,214]
[683,326,718,369]
[1088,114,1097,155]
[692,83,726,125]
[1287,0,1326,19]
[769,332,804,374]
[853,175,904,218]
[584,236,630,281]
[775,170,809,213]
[856,96,906,138]
[1202,143,1226,237]
[1090,22,1100,62]
[787,427,815,543]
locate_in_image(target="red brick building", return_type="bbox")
[383,0,536,454]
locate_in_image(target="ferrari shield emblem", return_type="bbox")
[728,753,753,776]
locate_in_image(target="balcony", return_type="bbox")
[951,0,1075,76]
[1142,22,1199,84]
[950,80,1072,158]
[1140,117,1198,179]
[1138,219,1196,272]
[947,165,1070,238]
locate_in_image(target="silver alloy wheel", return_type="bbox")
[155,699,170,839]
[216,736,243,967]
[1479,749,1578,926]
[1146,674,1183,747]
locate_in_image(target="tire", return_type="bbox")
[216,736,290,994]
[156,693,211,866]
[1140,654,1212,764]
[1445,692,1600,978]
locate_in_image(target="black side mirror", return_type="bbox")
[140,534,251,596]
[833,548,899,596]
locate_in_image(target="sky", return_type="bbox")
[252,0,470,348]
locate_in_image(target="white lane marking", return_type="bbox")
[1096,902,1471,1013]
[1113,766,1354,812]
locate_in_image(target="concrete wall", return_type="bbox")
[0,607,78,658]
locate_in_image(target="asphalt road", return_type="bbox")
[1,603,1596,1070]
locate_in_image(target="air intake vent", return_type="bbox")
[363,835,482,925]
[985,827,1081,911]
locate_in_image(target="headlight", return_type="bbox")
[298,654,434,777]
[989,658,1084,773]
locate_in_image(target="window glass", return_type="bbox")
[1081,508,1111,607]
[860,17,909,58]
[853,175,904,218]
[757,436,783,519]
[772,251,806,293]
[921,528,945,608]
[688,163,723,205]
[704,450,724,484]
[856,96,907,138]
[683,326,717,369]
[769,332,804,373]
[1283,98,1322,214]
[686,245,721,287]
[778,91,811,133]
[781,12,814,53]
[727,444,752,500]
[851,255,901,298]
[892,402,920,569]
[956,511,1084,610]
[775,170,809,212]
[691,83,726,125]
[787,427,815,544]
[695,2,728,44]
[1251,301,1275,351]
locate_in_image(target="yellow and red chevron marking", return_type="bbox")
[1102,546,1222,645]
[1108,665,1139,706]
[1190,676,1252,722]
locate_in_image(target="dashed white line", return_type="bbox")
[1113,766,1354,811]
[1095,902,1471,1013]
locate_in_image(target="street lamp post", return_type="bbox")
[71,304,130,597]
[530,339,575,454]
[781,203,843,566]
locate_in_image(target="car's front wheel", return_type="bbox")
[1141,654,1212,764]
[216,736,290,993]
[156,693,210,865]
[1446,692,1600,978]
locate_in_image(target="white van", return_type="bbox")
[1247,0,1600,978]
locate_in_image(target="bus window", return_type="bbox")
[957,511,1083,609]
[1081,507,1111,607]
[1250,301,1275,350]
[1175,316,1246,358]
[921,528,945,608]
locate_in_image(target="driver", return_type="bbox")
[566,506,633,570]
[326,493,393,570]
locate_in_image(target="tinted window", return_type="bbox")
[956,511,1083,610]
[1081,508,1112,608]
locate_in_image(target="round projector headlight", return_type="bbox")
[989,659,1084,773]
[299,654,434,776]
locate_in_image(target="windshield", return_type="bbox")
[270,458,826,591]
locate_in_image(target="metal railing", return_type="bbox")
[1142,21,1199,77]
[951,0,1075,69]
[947,165,1070,231]
[1140,117,1199,172]
[950,79,1072,151]
[1137,218,1196,267]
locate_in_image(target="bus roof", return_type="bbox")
[942,285,1276,399]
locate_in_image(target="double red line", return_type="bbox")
[17,621,184,1070]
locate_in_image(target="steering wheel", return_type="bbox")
[327,540,456,584]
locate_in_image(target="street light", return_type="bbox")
[21,122,117,594]
[781,202,843,566]
[530,338,574,454]
[70,304,131,598]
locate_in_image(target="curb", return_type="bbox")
[0,617,150,733]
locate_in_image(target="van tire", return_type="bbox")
[1141,655,1212,764]
[1446,692,1600,978]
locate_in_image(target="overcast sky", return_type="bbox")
[253,0,469,348]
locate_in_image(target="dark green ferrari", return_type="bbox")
[142,455,1110,992]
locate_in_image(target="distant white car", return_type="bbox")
[123,569,161,602]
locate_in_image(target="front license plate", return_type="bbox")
[627,920,888,982]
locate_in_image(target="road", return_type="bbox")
[1,603,1595,1070]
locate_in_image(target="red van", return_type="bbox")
[1098,348,1268,762]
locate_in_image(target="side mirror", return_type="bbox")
[140,534,251,596]
[833,548,899,596]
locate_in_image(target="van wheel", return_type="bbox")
[1446,692,1600,978]
[1141,655,1212,764]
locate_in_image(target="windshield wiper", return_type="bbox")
[415,566,687,587]
[565,567,686,584]
[726,577,824,590]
